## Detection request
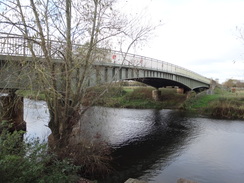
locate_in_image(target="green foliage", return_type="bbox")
[0,130,26,156]
[123,99,166,109]
[0,130,80,183]
[122,87,134,93]
[124,87,154,100]
[104,86,126,98]
[96,87,186,109]
[56,137,112,179]
[207,97,244,119]
[16,90,46,101]
[183,94,220,110]
[213,87,229,95]
[182,87,244,119]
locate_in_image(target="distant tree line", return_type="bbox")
[222,79,244,88]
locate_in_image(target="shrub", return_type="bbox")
[83,85,126,106]
[0,130,80,183]
[52,133,113,179]
[124,87,153,100]
[209,98,244,119]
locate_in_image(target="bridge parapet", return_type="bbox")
[107,50,210,84]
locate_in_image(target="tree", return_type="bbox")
[222,79,236,88]
[223,79,244,88]
[0,0,156,157]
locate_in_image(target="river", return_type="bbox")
[24,99,244,183]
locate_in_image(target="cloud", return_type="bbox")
[123,0,244,83]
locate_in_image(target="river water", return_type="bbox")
[24,99,244,183]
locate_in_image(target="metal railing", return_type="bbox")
[0,33,211,84]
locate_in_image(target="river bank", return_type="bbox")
[16,86,244,120]
[92,86,186,109]
[90,85,244,120]
[183,87,244,119]
[16,86,186,109]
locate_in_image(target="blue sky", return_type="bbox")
[122,0,244,83]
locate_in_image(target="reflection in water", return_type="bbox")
[79,107,197,183]
[24,99,50,141]
[142,118,244,183]
[25,100,244,183]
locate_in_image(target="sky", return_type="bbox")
[121,0,244,83]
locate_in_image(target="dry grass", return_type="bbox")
[49,133,113,179]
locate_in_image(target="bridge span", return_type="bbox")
[0,34,212,131]
[0,34,211,92]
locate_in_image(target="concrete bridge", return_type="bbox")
[0,34,211,132]
[0,34,211,93]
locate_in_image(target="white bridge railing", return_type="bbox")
[0,33,210,84]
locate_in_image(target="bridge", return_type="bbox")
[0,34,211,131]
[0,34,211,93]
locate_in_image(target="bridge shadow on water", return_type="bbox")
[78,107,197,183]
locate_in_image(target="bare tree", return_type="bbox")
[0,0,157,153]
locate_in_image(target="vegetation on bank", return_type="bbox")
[17,84,244,120]
[16,90,46,101]
[183,87,244,119]
[90,85,186,109]
[0,130,80,183]
[0,127,112,182]
[95,84,244,120]
[17,85,187,109]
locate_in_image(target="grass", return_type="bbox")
[122,87,137,93]
[16,90,46,100]
[96,86,186,109]
[15,85,186,110]
[183,87,244,119]
[0,130,80,183]
[185,94,220,109]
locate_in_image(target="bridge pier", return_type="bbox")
[176,88,184,94]
[152,89,161,101]
[0,90,26,132]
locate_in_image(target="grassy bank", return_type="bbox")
[94,86,186,109]
[0,130,81,183]
[16,90,46,100]
[17,86,244,119]
[183,87,244,119]
[16,86,186,109]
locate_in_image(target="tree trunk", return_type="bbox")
[48,98,80,150]
[0,90,26,133]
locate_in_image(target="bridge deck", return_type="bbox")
[0,34,211,91]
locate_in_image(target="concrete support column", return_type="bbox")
[177,88,184,94]
[0,90,26,132]
[152,89,161,101]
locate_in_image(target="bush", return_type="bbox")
[0,130,80,183]
[208,98,244,119]
[182,93,219,110]
[124,87,153,100]
[52,133,113,179]
[83,85,126,106]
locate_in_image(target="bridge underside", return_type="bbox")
[92,65,210,92]
[130,78,191,91]
[129,78,209,92]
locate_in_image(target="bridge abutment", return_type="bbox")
[152,89,161,101]
[176,88,184,94]
[0,90,26,132]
